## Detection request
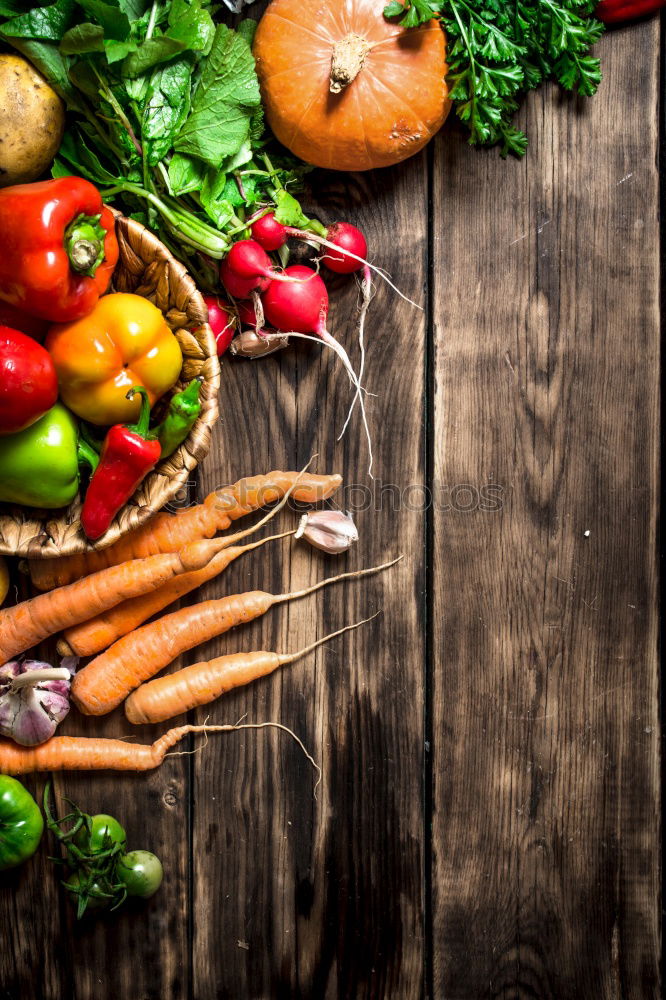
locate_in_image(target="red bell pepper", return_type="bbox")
[0,177,119,324]
[596,0,665,22]
[0,302,49,342]
[81,387,161,541]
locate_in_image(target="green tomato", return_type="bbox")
[116,851,163,899]
[65,872,113,913]
[0,776,43,871]
[74,814,126,855]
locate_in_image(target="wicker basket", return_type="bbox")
[0,213,220,559]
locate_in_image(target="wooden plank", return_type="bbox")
[61,722,191,999]
[0,569,191,1000]
[430,22,660,1000]
[192,155,428,997]
[0,564,69,998]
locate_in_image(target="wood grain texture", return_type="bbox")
[191,155,428,998]
[0,15,661,1000]
[0,577,191,1000]
[430,22,661,1000]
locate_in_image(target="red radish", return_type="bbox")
[225,240,274,282]
[262,265,375,473]
[237,300,261,328]
[283,223,419,308]
[220,239,307,300]
[237,293,270,340]
[251,213,287,252]
[220,241,273,299]
[262,265,327,335]
[219,262,267,300]
[321,223,367,274]
[203,296,236,356]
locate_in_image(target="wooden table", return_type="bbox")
[1,15,660,1000]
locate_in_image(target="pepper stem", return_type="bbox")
[64,213,107,277]
[77,437,100,473]
[126,386,153,437]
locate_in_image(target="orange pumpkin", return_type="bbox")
[253,0,451,172]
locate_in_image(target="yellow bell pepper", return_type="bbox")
[45,293,183,426]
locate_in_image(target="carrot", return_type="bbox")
[125,615,379,725]
[0,524,290,665]
[72,557,401,716]
[27,471,342,591]
[0,722,315,774]
[58,530,293,658]
[13,469,312,664]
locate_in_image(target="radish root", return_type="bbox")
[285,227,422,310]
[338,265,374,442]
[262,327,376,477]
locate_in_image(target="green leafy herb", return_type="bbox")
[384,0,440,27]
[0,1,312,290]
[77,0,130,40]
[121,35,186,76]
[274,189,311,229]
[142,59,192,164]
[384,0,604,155]
[60,22,105,54]
[174,23,260,167]
[0,0,75,41]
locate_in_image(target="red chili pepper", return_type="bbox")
[596,0,665,23]
[81,387,161,541]
[0,177,119,324]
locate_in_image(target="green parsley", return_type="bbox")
[384,0,605,156]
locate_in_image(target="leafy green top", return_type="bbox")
[0,0,311,288]
[384,0,604,156]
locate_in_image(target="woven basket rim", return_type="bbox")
[0,213,220,558]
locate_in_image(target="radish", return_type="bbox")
[219,261,266,300]
[237,293,269,339]
[203,295,236,356]
[237,299,260,329]
[251,213,287,252]
[225,240,275,282]
[282,222,419,308]
[262,265,375,474]
[220,238,310,300]
[321,223,367,275]
[262,265,327,335]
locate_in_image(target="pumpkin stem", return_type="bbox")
[330,34,371,94]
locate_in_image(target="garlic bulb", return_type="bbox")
[0,659,74,747]
[295,510,359,554]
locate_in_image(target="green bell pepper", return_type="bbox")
[0,776,44,871]
[0,403,98,509]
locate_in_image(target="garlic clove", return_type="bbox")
[295,510,359,554]
[230,330,290,358]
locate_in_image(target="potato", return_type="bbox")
[0,53,65,187]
